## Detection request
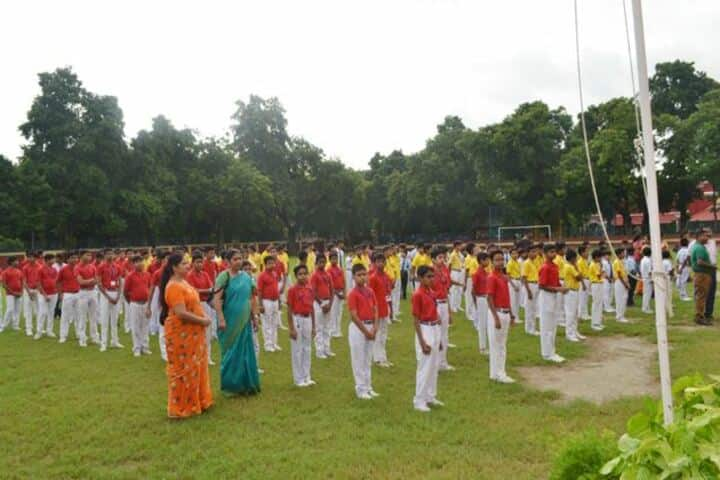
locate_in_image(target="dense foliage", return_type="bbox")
[1,60,718,250]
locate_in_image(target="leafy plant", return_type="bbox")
[550,431,619,480]
[601,374,720,479]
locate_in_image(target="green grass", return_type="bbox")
[1,283,720,479]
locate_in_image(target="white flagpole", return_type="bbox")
[630,0,673,424]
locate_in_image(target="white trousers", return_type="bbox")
[392,277,401,320]
[22,289,39,334]
[578,279,590,318]
[77,289,99,343]
[128,302,150,354]
[37,294,58,336]
[349,322,374,397]
[261,299,280,350]
[539,290,557,359]
[603,279,614,311]
[99,295,121,348]
[59,292,79,341]
[413,323,440,408]
[201,302,215,362]
[509,280,521,322]
[330,295,344,337]
[437,302,450,367]
[290,314,312,385]
[564,290,579,339]
[591,283,604,328]
[614,280,628,321]
[677,268,690,299]
[450,270,464,312]
[314,300,333,357]
[1,295,21,331]
[642,279,653,312]
[149,288,161,335]
[524,283,539,334]
[488,311,510,380]
[474,296,489,352]
[464,282,476,321]
[372,317,390,363]
[556,284,566,327]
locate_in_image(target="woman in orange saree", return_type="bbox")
[160,253,213,419]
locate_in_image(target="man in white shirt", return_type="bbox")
[705,230,717,320]
[640,246,653,314]
[676,238,691,301]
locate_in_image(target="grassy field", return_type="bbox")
[1,282,720,479]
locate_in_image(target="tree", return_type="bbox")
[650,61,719,120]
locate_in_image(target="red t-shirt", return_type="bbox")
[412,285,438,323]
[368,271,391,318]
[148,260,162,276]
[538,261,560,288]
[124,271,151,302]
[151,268,163,287]
[487,270,511,309]
[203,259,218,283]
[58,264,80,293]
[97,262,121,291]
[310,270,332,300]
[22,261,42,289]
[431,265,451,300]
[186,269,213,302]
[75,263,97,290]
[287,283,314,315]
[257,270,279,300]
[472,268,488,295]
[3,267,23,295]
[39,264,59,295]
[327,264,345,291]
[347,286,377,321]
[274,262,286,279]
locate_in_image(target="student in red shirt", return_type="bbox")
[75,251,99,347]
[22,251,42,337]
[327,251,345,338]
[257,256,281,352]
[203,248,219,283]
[124,255,152,357]
[146,251,168,361]
[430,248,455,371]
[472,252,490,355]
[412,265,444,412]
[311,255,335,359]
[241,260,262,373]
[486,249,516,384]
[1,257,23,332]
[347,263,379,400]
[57,252,80,343]
[538,244,569,363]
[96,249,123,352]
[36,253,59,339]
[369,253,393,368]
[287,264,316,387]
[187,252,216,366]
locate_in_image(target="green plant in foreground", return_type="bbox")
[601,374,720,479]
[550,431,620,480]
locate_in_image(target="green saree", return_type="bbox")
[216,270,260,396]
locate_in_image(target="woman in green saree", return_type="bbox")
[213,250,261,396]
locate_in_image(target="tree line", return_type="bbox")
[1,60,718,252]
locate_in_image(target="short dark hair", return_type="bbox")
[591,249,602,260]
[352,264,366,275]
[372,252,385,262]
[241,260,252,269]
[430,248,444,260]
[489,249,503,259]
[578,245,587,255]
[642,246,651,256]
[44,253,55,261]
[298,251,308,262]
[680,238,689,247]
[416,265,434,278]
[264,255,276,265]
[476,252,488,262]
[543,244,556,254]
[192,252,203,262]
[131,255,143,263]
[316,255,327,265]
[328,252,338,259]
[565,249,577,261]
[294,264,308,276]
[662,250,670,259]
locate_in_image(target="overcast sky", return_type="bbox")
[2,0,719,169]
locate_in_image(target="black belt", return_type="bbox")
[497,308,511,313]
[436,299,448,304]
[294,314,310,318]
[361,320,375,325]
[420,321,440,326]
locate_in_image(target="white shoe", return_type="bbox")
[110,343,124,349]
[46,332,57,338]
[428,399,445,407]
[79,340,87,347]
[142,349,152,355]
[358,393,373,400]
[90,338,101,345]
[264,346,276,353]
[591,325,605,331]
[297,382,310,388]
[99,345,107,352]
[566,336,581,342]
[258,368,264,374]
[273,344,282,351]
[133,351,141,357]
[530,330,541,336]
[326,351,336,357]
[576,333,587,340]
[441,364,456,371]
[306,379,317,386]
[369,390,380,398]
[279,324,288,331]
[208,360,216,366]
[495,375,516,384]
[59,338,67,344]
[26,331,34,337]
[448,343,457,349]
[316,354,328,360]
[617,318,629,323]
[414,404,431,412]
[34,333,43,340]
[546,354,565,363]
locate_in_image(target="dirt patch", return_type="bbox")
[517,336,658,404]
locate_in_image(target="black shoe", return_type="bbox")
[695,318,713,326]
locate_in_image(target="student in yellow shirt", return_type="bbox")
[278,246,290,273]
[248,245,262,275]
[260,244,272,272]
[562,249,586,342]
[384,246,401,322]
[613,248,630,323]
[410,244,432,290]
[576,245,591,320]
[553,241,567,327]
[463,243,480,322]
[521,245,540,335]
[448,241,465,313]
[306,245,316,274]
[588,249,606,331]
[506,246,522,324]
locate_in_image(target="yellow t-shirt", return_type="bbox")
[588,262,603,283]
[534,256,543,271]
[278,252,289,271]
[522,258,539,282]
[260,250,270,271]
[351,255,365,268]
[411,253,431,270]
[553,255,565,270]
[507,258,521,279]
[361,254,371,268]
[464,255,479,276]
[576,256,589,277]
[250,253,262,271]
[307,252,316,274]
[613,258,627,282]
[563,264,580,290]
[385,255,400,281]
[448,250,463,270]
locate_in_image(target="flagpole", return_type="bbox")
[630,0,673,424]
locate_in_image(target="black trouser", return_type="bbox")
[627,276,637,306]
[401,270,409,299]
